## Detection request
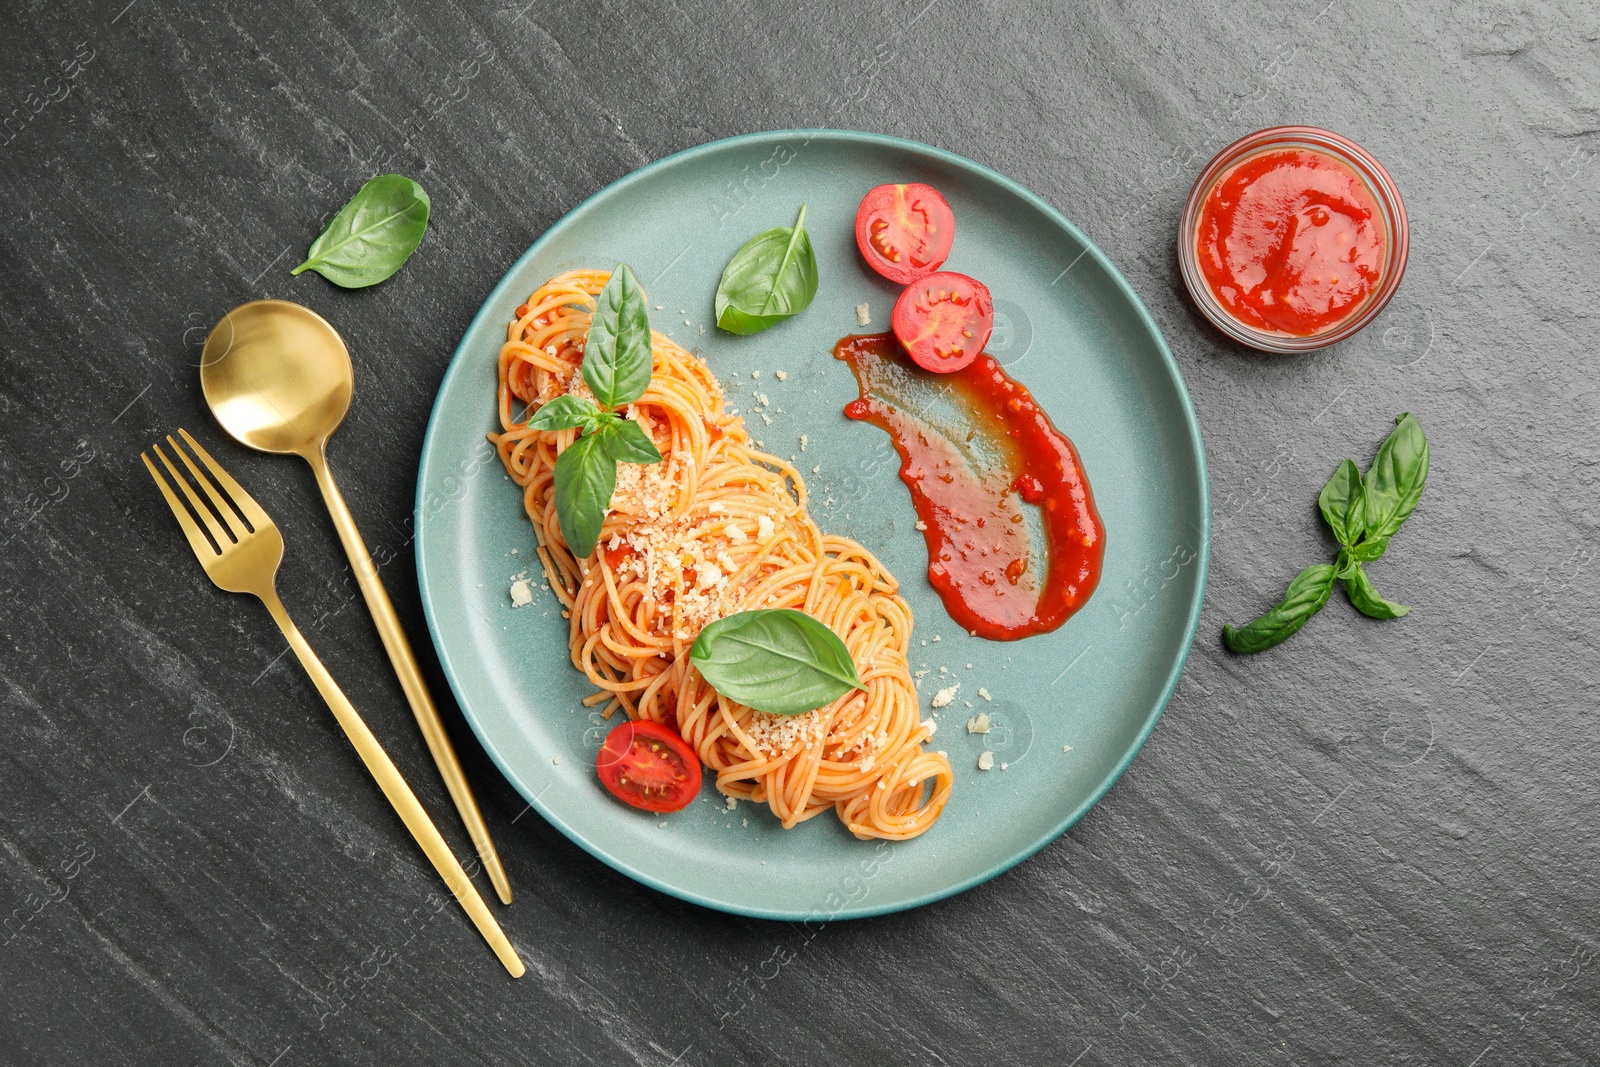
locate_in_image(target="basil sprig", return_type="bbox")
[292,175,430,288]
[713,204,820,335]
[1224,413,1429,654]
[526,263,662,558]
[689,609,867,716]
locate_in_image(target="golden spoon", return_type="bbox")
[200,299,513,905]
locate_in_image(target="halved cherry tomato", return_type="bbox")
[891,271,994,373]
[596,720,702,813]
[854,183,955,284]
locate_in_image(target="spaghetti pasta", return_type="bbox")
[490,269,953,840]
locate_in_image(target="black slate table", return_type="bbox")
[3,1,1597,1063]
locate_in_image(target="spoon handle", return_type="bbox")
[305,448,514,906]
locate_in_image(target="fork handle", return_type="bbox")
[259,587,525,978]
[305,450,514,906]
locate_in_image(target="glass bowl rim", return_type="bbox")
[1177,125,1410,354]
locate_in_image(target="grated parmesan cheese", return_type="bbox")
[967,712,991,734]
[745,708,827,757]
[977,751,995,771]
[931,683,959,708]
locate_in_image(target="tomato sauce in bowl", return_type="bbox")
[1179,127,1408,353]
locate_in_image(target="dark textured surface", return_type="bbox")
[2,0,1597,1063]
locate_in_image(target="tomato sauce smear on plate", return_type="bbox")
[834,333,1104,640]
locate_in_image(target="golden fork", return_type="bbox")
[142,429,524,978]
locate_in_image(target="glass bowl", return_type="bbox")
[1178,125,1409,354]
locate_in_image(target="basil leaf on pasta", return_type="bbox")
[690,609,867,716]
[526,395,603,433]
[714,204,819,335]
[584,263,654,409]
[291,174,430,288]
[552,430,616,558]
[601,418,663,465]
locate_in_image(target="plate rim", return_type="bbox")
[415,128,1211,920]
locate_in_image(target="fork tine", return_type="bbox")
[178,428,271,532]
[143,451,222,562]
[153,442,233,549]
[166,433,248,541]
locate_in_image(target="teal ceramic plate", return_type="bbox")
[416,130,1208,920]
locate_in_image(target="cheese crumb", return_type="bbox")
[1063,745,1073,753]
[757,515,775,541]
[1000,762,1009,771]
[914,520,928,531]
[967,712,991,734]
[932,635,941,642]
[965,663,973,670]
[552,755,561,765]
[931,683,960,708]
[811,465,821,474]
[751,371,761,379]
[724,795,737,811]
[800,434,808,451]
[755,392,770,406]
[978,687,992,701]
[977,751,995,771]
[922,718,937,736]
[509,579,534,607]
[774,370,788,380]
[856,303,871,326]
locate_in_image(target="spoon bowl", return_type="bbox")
[200,300,353,457]
[198,298,513,905]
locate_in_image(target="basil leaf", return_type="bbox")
[689,608,867,716]
[583,263,654,409]
[552,430,615,558]
[1346,536,1389,564]
[526,395,603,433]
[1335,549,1363,582]
[1222,563,1337,654]
[601,418,663,465]
[1342,563,1410,619]
[1360,413,1429,546]
[291,174,430,288]
[1317,459,1365,548]
[714,204,819,336]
